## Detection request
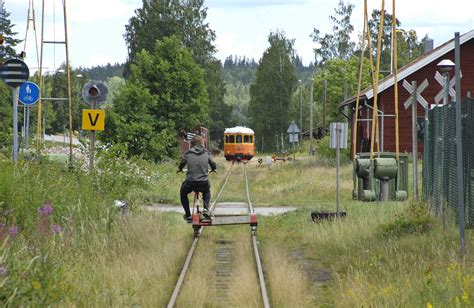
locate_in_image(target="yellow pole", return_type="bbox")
[365,4,380,158]
[352,0,368,160]
[393,0,400,162]
[369,0,385,161]
[63,0,74,165]
[35,0,45,156]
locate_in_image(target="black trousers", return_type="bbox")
[180,180,211,217]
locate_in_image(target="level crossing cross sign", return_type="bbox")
[434,71,461,105]
[19,81,40,105]
[82,109,105,131]
[402,78,429,109]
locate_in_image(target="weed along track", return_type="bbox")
[167,163,270,307]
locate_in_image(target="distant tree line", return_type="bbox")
[79,63,124,81]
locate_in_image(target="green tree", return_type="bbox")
[0,4,22,149]
[43,66,88,134]
[0,82,12,149]
[124,0,215,69]
[0,3,21,60]
[100,36,209,161]
[103,76,126,108]
[124,0,230,145]
[311,0,355,66]
[224,81,251,126]
[249,31,298,153]
[367,9,424,74]
[311,56,372,128]
[206,59,232,148]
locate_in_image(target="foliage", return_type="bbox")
[103,76,126,108]
[0,4,22,149]
[314,135,350,163]
[249,31,298,153]
[205,59,233,149]
[124,0,228,145]
[46,66,88,134]
[100,36,209,162]
[223,56,258,84]
[311,0,355,66]
[379,202,433,237]
[0,82,12,150]
[124,0,215,69]
[311,56,372,126]
[222,56,258,128]
[224,81,251,127]
[79,63,124,81]
[0,151,174,305]
[367,9,424,73]
[0,4,22,60]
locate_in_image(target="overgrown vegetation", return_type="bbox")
[379,202,433,237]
[1,152,472,306]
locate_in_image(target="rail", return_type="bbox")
[244,163,270,308]
[167,163,234,308]
[167,162,270,307]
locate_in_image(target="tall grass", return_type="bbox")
[252,158,474,307]
[1,150,472,306]
[0,154,190,305]
[64,212,190,306]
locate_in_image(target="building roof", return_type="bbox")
[339,29,474,108]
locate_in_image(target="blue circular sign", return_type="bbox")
[19,81,40,105]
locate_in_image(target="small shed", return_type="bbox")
[340,29,474,156]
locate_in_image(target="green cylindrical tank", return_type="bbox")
[356,159,371,178]
[373,158,398,179]
[353,152,409,201]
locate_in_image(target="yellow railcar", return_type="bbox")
[223,127,255,161]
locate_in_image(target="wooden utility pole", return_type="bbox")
[309,78,314,155]
[344,79,348,122]
[322,79,327,137]
[299,84,303,144]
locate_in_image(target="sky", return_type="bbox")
[4,0,474,73]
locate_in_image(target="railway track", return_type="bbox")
[167,162,270,308]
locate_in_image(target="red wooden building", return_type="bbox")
[179,126,209,154]
[340,30,474,156]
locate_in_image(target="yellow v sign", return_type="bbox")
[82,109,105,131]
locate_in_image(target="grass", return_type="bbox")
[63,212,190,306]
[177,227,261,307]
[0,150,472,306]
[250,157,474,307]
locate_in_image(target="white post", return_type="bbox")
[411,81,418,200]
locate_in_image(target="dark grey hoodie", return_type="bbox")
[179,144,217,182]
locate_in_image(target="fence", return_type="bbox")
[423,97,473,227]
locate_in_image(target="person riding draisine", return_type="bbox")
[178,135,217,222]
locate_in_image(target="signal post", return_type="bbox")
[81,81,108,173]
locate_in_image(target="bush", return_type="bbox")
[379,202,433,237]
[314,135,350,163]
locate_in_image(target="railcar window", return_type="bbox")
[236,135,242,143]
[244,135,250,143]
[225,135,229,143]
[229,135,235,143]
[250,136,253,143]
